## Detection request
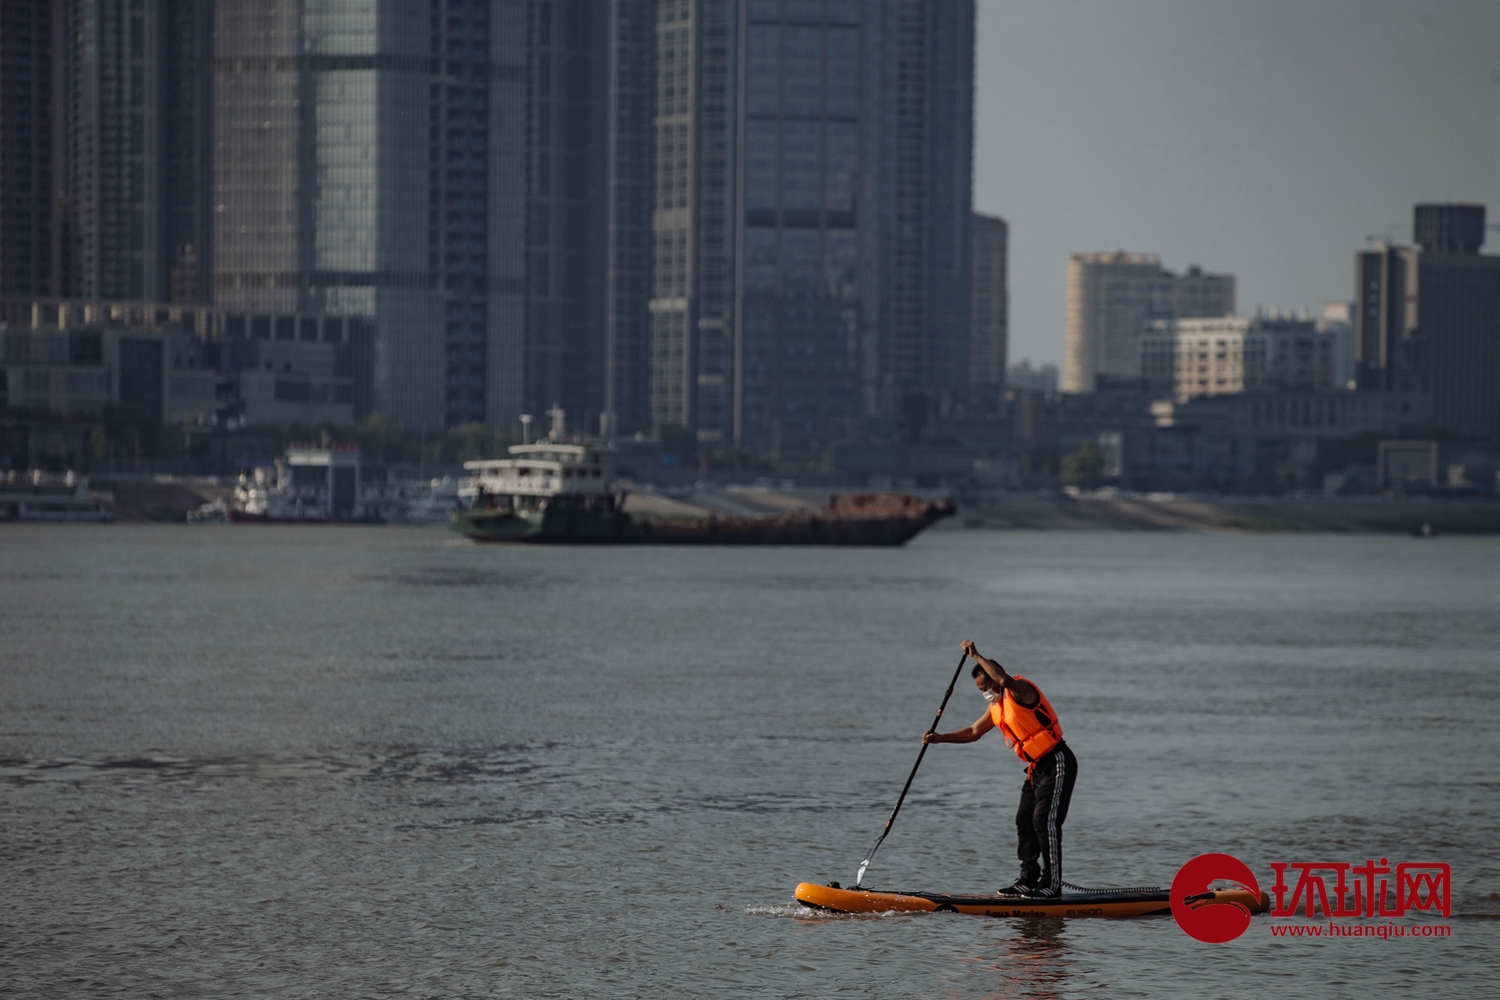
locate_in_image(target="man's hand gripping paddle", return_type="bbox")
[853,652,969,889]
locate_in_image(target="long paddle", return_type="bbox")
[853,652,969,888]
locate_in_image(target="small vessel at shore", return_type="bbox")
[228,444,380,524]
[448,444,955,545]
[0,470,113,522]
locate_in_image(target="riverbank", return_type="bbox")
[67,478,1500,534]
[953,491,1500,533]
[94,480,231,523]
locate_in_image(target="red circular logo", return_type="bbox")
[1171,853,1261,943]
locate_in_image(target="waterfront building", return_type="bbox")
[1143,389,1434,493]
[0,296,370,429]
[1150,388,1427,440]
[1063,252,1234,393]
[652,0,974,461]
[0,299,217,426]
[1355,203,1500,442]
[1139,314,1336,402]
[1376,439,1438,490]
[971,213,1008,387]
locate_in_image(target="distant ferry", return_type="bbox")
[450,443,954,545]
[454,443,627,542]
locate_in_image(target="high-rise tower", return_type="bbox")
[647,0,737,447]
[1356,203,1500,441]
[650,0,973,461]
[67,0,215,303]
[1,0,213,304]
[0,1,70,298]
[971,212,1007,387]
[599,2,658,437]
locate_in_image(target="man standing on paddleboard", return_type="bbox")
[921,640,1077,898]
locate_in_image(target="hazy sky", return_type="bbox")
[974,0,1500,368]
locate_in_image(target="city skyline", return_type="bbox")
[4,1,1497,466]
[977,0,1500,369]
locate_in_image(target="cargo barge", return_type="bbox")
[449,444,953,545]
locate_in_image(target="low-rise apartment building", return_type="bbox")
[1140,315,1336,401]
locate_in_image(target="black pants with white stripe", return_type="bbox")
[1015,741,1078,892]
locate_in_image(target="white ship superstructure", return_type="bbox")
[460,443,612,509]
[231,444,369,522]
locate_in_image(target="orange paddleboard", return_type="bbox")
[794,882,1270,918]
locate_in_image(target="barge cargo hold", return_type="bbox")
[622,492,955,546]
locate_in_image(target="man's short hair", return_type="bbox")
[970,663,987,679]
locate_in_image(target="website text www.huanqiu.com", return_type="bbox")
[1270,922,1452,939]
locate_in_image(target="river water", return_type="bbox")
[1,524,1496,998]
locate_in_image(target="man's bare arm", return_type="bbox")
[923,712,995,745]
[961,640,1038,707]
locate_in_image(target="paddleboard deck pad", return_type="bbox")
[794,882,1269,918]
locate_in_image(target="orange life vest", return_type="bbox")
[988,675,1063,764]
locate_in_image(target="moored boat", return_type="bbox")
[228,444,381,523]
[0,470,113,522]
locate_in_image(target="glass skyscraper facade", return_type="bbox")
[215,0,532,431]
[599,2,659,438]
[648,0,736,445]
[215,0,448,428]
[653,0,973,461]
[212,0,655,434]
[518,0,656,440]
